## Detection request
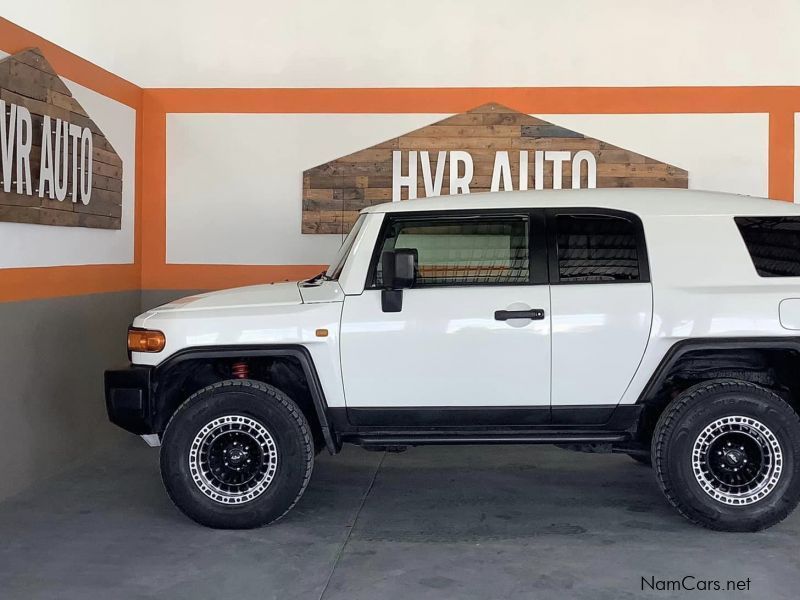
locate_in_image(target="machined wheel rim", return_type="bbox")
[692,415,783,506]
[189,415,278,504]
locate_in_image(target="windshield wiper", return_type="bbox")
[304,270,332,284]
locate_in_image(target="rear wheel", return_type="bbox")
[653,379,800,531]
[160,379,314,529]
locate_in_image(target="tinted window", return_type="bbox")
[735,217,800,277]
[555,214,641,282]
[374,215,530,287]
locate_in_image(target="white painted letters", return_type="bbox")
[389,147,598,199]
[490,151,513,192]
[15,106,33,195]
[572,150,597,189]
[38,115,55,199]
[545,151,571,190]
[80,127,93,204]
[392,150,417,202]
[54,119,69,202]
[420,150,446,198]
[449,151,473,195]
[0,100,15,193]
[0,101,95,205]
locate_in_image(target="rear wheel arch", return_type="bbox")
[634,337,800,445]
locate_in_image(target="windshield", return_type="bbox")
[325,214,366,280]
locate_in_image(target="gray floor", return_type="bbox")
[0,439,798,600]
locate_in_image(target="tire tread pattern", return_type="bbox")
[652,378,800,531]
[161,378,314,528]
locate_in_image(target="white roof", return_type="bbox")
[362,188,800,218]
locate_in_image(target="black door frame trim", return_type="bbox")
[544,207,651,284]
[364,208,550,290]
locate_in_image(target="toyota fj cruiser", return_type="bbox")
[106,188,800,531]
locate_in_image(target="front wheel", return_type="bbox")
[653,379,800,531]
[160,379,314,529]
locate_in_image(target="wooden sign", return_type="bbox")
[0,48,122,229]
[302,103,688,234]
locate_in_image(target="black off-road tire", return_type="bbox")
[652,379,800,532]
[160,379,314,529]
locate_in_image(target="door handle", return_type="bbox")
[494,309,546,321]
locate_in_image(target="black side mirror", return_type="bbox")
[382,249,417,290]
[381,249,417,312]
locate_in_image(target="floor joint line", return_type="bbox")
[317,451,386,600]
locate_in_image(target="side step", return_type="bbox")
[350,430,631,449]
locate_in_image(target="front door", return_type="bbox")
[339,210,551,427]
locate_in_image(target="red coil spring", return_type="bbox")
[231,361,249,379]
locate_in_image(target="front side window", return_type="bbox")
[373,214,530,288]
[555,214,642,282]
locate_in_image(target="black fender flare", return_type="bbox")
[154,344,341,454]
[635,336,800,405]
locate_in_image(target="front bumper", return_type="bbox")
[105,365,155,435]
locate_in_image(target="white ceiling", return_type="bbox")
[4,0,800,88]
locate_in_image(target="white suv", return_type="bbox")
[106,188,800,531]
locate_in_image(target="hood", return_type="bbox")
[149,282,303,313]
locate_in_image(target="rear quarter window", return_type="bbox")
[735,217,800,277]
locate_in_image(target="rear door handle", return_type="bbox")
[494,309,546,321]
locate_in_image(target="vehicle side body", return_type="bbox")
[106,188,800,530]
[108,189,800,449]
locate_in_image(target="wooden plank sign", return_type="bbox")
[0,48,123,229]
[302,103,688,234]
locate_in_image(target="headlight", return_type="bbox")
[127,327,166,353]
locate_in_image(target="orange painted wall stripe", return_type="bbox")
[769,112,795,201]
[142,86,799,290]
[0,18,140,109]
[148,265,327,291]
[140,92,166,290]
[0,265,140,303]
[3,17,800,296]
[0,19,143,303]
[147,86,800,115]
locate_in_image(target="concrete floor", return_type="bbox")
[0,439,798,600]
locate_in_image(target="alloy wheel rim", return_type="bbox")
[692,415,783,506]
[189,415,278,504]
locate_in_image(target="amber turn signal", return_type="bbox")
[127,328,166,353]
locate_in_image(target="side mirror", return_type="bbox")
[381,249,416,312]
[381,249,417,290]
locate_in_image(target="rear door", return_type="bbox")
[339,209,552,427]
[546,209,653,419]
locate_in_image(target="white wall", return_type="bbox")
[167,112,768,265]
[0,51,136,268]
[539,114,768,198]
[4,0,800,88]
[166,113,442,265]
